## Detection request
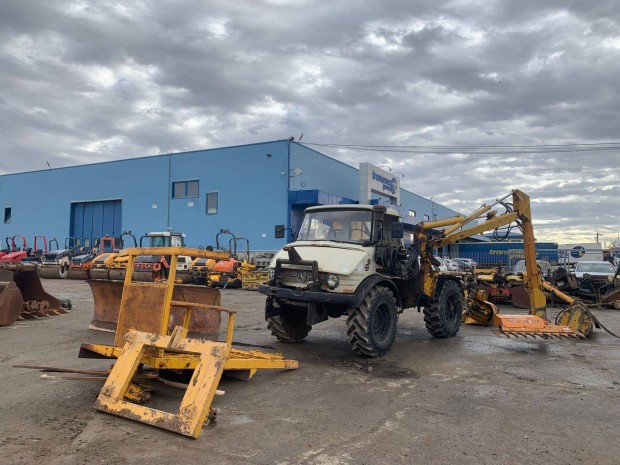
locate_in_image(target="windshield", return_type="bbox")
[149,235,183,247]
[297,210,373,244]
[512,260,550,274]
[576,262,615,274]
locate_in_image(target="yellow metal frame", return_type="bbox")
[95,329,229,438]
[85,247,299,437]
[84,247,297,364]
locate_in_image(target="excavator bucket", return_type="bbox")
[0,263,69,325]
[88,279,222,338]
[0,273,24,326]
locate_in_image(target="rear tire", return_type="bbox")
[267,310,311,342]
[346,286,398,357]
[424,280,462,338]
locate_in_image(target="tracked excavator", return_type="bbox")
[260,190,585,357]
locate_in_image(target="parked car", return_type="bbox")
[573,261,616,280]
[452,258,476,271]
[512,259,551,276]
[435,257,460,272]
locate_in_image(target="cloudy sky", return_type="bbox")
[1,0,619,244]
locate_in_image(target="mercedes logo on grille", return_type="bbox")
[296,270,308,283]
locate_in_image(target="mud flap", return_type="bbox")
[94,329,229,438]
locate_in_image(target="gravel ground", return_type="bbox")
[1,278,620,465]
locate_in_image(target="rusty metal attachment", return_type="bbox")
[87,279,223,336]
[464,289,585,340]
[78,247,299,438]
[0,263,70,326]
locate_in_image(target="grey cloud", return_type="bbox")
[0,0,619,242]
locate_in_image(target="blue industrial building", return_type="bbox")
[0,139,461,252]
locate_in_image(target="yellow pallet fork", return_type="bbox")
[79,247,299,437]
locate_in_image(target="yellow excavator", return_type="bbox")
[418,190,590,338]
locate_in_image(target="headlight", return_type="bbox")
[327,273,339,289]
[268,268,275,280]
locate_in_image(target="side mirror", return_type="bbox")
[275,225,286,239]
[391,222,404,239]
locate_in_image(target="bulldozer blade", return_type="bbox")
[88,279,222,338]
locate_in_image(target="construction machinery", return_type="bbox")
[259,190,585,357]
[38,237,79,279]
[75,247,298,437]
[0,262,71,326]
[88,237,119,280]
[132,231,189,282]
[207,236,269,289]
[67,250,98,279]
[0,235,35,263]
[107,231,138,281]
[189,257,217,284]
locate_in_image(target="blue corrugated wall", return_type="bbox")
[0,139,464,251]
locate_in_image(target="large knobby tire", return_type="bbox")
[424,280,463,338]
[267,311,312,342]
[346,286,398,357]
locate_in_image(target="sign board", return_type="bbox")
[359,162,400,205]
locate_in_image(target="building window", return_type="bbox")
[206,192,218,215]
[4,207,11,224]
[408,210,416,217]
[172,180,199,198]
[423,214,430,221]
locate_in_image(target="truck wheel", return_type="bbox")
[346,286,397,357]
[424,280,462,338]
[267,311,311,342]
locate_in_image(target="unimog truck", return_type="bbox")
[258,203,463,357]
[259,190,583,357]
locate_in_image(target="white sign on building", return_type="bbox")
[359,162,401,205]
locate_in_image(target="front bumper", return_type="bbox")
[258,284,356,306]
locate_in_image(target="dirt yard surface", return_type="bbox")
[2,279,620,465]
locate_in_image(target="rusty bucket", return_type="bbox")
[88,279,222,339]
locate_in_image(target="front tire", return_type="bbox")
[346,286,398,357]
[267,310,311,342]
[424,280,462,338]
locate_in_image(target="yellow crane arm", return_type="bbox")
[417,190,547,318]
